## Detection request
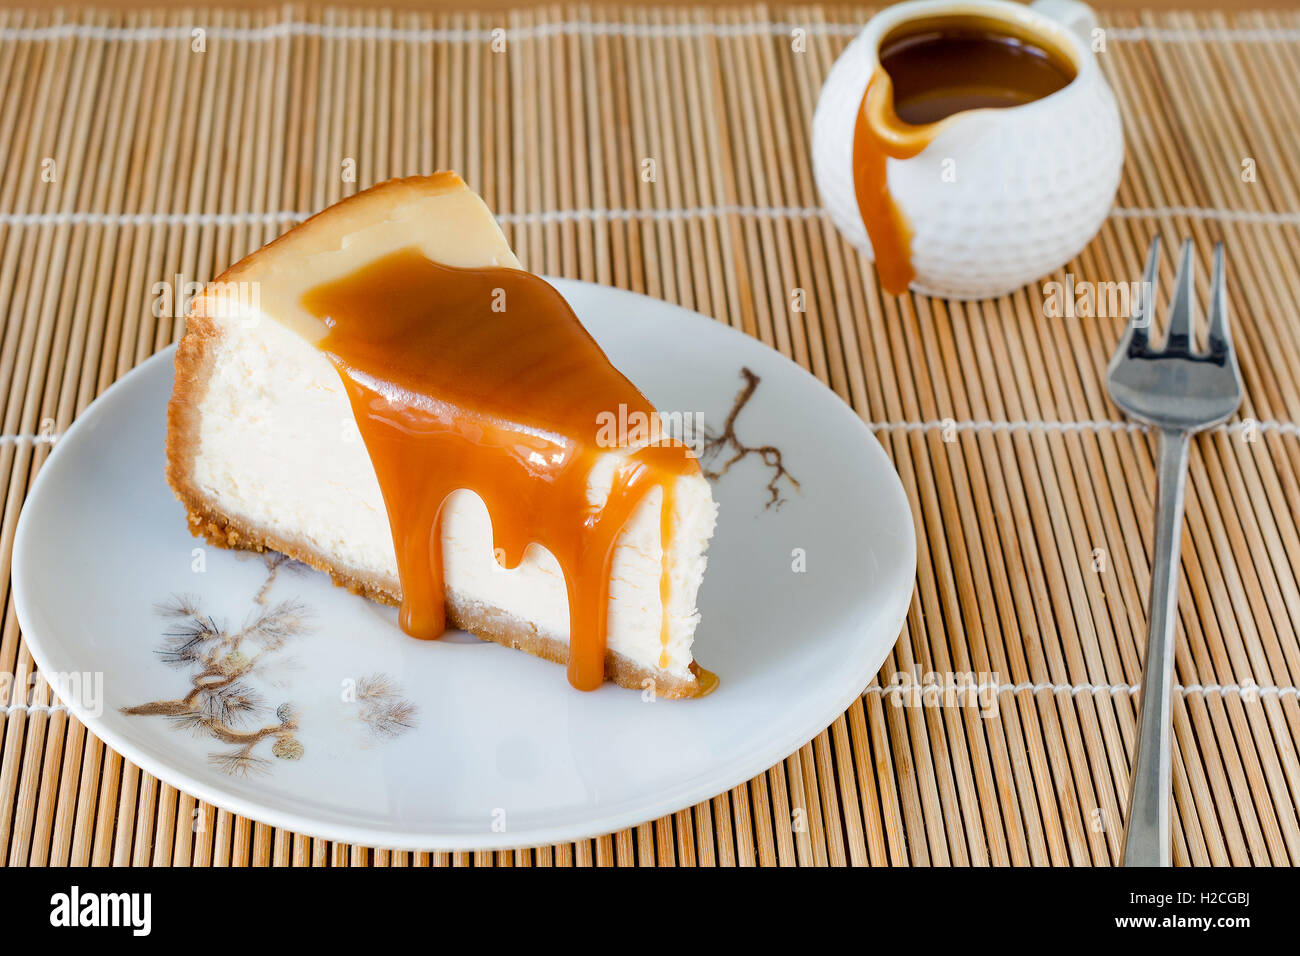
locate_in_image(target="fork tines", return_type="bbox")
[1118,236,1231,362]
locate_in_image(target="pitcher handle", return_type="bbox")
[1031,0,1098,44]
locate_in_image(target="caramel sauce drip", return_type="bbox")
[851,16,1076,296]
[303,248,699,691]
[852,68,932,296]
[658,485,675,670]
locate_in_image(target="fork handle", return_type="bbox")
[1122,428,1191,867]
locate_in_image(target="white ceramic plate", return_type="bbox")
[13,279,915,850]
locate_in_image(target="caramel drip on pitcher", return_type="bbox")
[852,68,933,296]
[851,15,1076,296]
[303,249,699,691]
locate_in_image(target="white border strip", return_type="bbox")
[0,204,1298,229]
[0,21,1298,45]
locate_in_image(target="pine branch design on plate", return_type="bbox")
[123,553,417,776]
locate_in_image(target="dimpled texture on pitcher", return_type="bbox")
[812,8,1124,300]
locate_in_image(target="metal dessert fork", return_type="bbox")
[1106,237,1243,866]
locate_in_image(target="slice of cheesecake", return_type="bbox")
[166,174,718,696]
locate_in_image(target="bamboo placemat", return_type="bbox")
[1,3,1299,867]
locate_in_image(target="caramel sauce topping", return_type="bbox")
[303,248,699,691]
[852,16,1076,295]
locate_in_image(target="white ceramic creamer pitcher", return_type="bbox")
[812,0,1123,299]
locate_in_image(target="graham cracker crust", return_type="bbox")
[180,494,706,699]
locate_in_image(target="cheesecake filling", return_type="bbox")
[302,248,701,692]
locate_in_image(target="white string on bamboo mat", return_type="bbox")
[0,204,1297,229]
[0,433,57,446]
[862,681,1300,699]
[5,420,1298,450]
[0,21,1297,44]
[5,680,1297,716]
[866,420,1300,437]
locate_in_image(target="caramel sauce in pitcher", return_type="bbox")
[852,15,1076,294]
[302,249,700,691]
